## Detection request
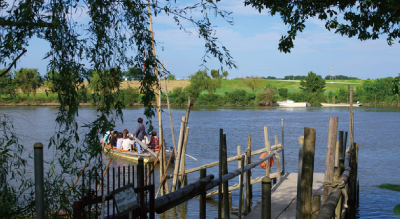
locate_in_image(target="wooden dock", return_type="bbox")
[244,173,324,219]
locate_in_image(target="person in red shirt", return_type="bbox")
[147,131,159,150]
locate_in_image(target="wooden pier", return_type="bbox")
[244,173,324,219]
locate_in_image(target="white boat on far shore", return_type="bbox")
[321,102,362,107]
[277,100,308,107]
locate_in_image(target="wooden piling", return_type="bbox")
[311,195,321,219]
[264,127,269,177]
[218,129,223,219]
[299,127,316,219]
[171,116,186,192]
[239,155,245,218]
[346,143,358,219]
[261,176,272,219]
[339,131,344,160]
[322,117,338,204]
[245,149,251,214]
[334,141,339,167]
[178,127,190,188]
[274,135,281,181]
[248,135,252,199]
[296,136,304,219]
[333,167,343,219]
[200,169,207,219]
[237,146,241,186]
[222,134,230,219]
[138,157,145,218]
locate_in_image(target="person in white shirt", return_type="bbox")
[116,132,123,150]
[142,134,150,145]
[122,135,134,151]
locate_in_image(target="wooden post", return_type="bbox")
[218,129,223,219]
[239,155,245,218]
[274,135,281,181]
[296,136,304,219]
[237,146,241,186]
[248,135,253,199]
[346,143,357,219]
[281,119,285,175]
[161,61,177,155]
[299,127,316,219]
[171,116,186,192]
[339,131,344,160]
[322,117,338,204]
[311,195,321,219]
[264,127,270,177]
[222,134,230,219]
[245,149,251,214]
[200,169,206,219]
[344,131,348,150]
[334,141,339,167]
[261,176,271,219]
[138,158,145,218]
[350,85,354,150]
[178,127,190,188]
[333,167,343,219]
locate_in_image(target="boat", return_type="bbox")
[102,138,175,164]
[321,102,362,107]
[277,99,309,107]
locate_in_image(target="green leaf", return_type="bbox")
[394,204,400,218]
[377,184,400,192]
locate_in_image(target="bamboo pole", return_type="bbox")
[97,160,111,193]
[245,149,251,214]
[248,135,252,199]
[145,148,161,185]
[237,146,241,190]
[350,85,354,150]
[165,144,282,179]
[274,135,280,181]
[238,155,244,218]
[300,127,316,219]
[281,119,285,174]
[171,116,186,192]
[322,117,338,204]
[156,148,175,198]
[161,61,177,156]
[335,141,339,167]
[178,127,190,188]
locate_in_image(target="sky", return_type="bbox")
[11,0,400,80]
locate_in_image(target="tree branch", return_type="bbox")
[0,49,27,78]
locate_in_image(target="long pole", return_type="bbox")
[322,117,338,204]
[34,143,45,219]
[161,61,177,155]
[218,129,223,219]
[350,85,353,150]
[281,119,285,175]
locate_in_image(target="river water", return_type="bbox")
[1,106,399,218]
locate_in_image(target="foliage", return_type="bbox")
[0,70,18,100]
[88,69,122,94]
[325,75,359,80]
[167,74,176,80]
[225,89,249,106]
[124,67,143,81]
[377,184,400,217]
[244,0,400,53]
[267,76,276,79]
[278,88,288,100]
[0,115,34,218]
[14,68,43,97]
[195,93,226,106]
[190,69,222,94]
[300,71,326,93]
[211,69,220,79]
[255,83,277,106]
[242,77,263,94]
[222,71,229,79]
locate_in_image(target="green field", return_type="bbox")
[201,79,363,95]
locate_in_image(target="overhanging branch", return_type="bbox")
[0,49,27,78]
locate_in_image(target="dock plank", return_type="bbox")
[244,173,324,219]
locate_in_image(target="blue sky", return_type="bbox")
[14,0,400,79]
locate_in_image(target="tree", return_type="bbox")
[190,69,221,94]
[222,71,229,79]
[0,70,18,99]
[278,88,288,100]
[14,68,42,97]
[242,77,263,94]
[267,76,276,79]
[125,67,143,81]
[244,0,400,53]
[300,71,326,93]
[167,74,176,80]
[211,69,220,79]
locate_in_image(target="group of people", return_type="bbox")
[103,117,160,153]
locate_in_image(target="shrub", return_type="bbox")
[225,89,249,106]
[195,93,226,106]
[123,87,140,106]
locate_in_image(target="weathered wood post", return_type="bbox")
[237,146,241,186]
[218,129,223,219]
[350,85,354,150]
[222,134,230,219]
[344,131,348,149]
[245,148,251,214]
[274,135,281,181]
[346,143,357,219]
[299,127,316,219]
[322,117,338,204]
[296,136,304,219]
[138,157,145,218]
[333,166,343,219]
[261,176,272,219]
[311,195,321,219]
[200,169,207,219]
[339,131,344,161]
[248,135,253,198]
[264,127,270,178]
[171,116,186,192]
[281,119,285,174]
[34,143,45,219]
[178,127,190,188]
[239,155,245,218]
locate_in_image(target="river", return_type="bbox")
[1,106,399,218]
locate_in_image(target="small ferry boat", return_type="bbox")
[102,138,175,164]
[277,99,309,107]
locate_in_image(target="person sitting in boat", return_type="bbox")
[123,129,133,138]
[134,117,147,153]
[148,131,159,150]
[122,135,134,151]
[110,131,118,147]
[103,128,113,144]
[142,134,150,145]
[116,132,123,149]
